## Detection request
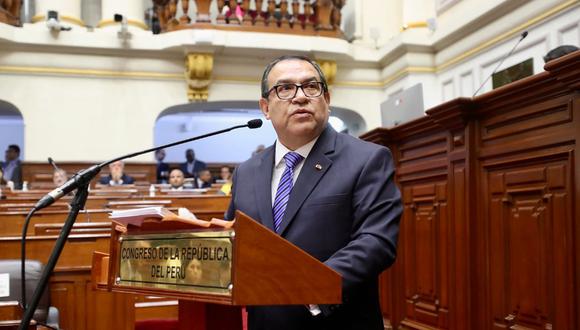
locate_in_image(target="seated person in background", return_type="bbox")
[252,144,265,156]
[194,169,213,189]
[1,144,23,189]
[543,45,579,63]
[180,148,206,178]
[99,160,134,186]
[155,149,170,183]
[52,168,68,187]
[217,166,232,182]
[169,168,186,190]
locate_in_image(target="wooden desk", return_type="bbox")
[0,234,134,330]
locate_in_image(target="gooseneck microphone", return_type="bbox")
[20,119,263,330]
[473,31,528,97]
[33,119,263,211]
[48,157,59,171]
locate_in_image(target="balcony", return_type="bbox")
[0,0,346,39]
[155,0,345,38]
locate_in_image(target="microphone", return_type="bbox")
[33,119,263,211]
[473,31,528,97]
[48,157,60,171]
[34,165,100,210]
[247,119,263,129]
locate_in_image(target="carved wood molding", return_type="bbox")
[184,53,214,102]
[544,50,580,91]
[425,97,474,132]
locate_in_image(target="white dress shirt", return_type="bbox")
[271,137,323,316]
[271,137,319,205]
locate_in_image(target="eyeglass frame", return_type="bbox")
[265,81,327,100]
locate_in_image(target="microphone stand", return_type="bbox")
[19,119,262,330]
[18,183,90,330]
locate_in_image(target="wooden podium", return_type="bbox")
[91,211,341,329]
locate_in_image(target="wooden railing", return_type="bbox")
[153,0,346,38]
[0,0,21,26]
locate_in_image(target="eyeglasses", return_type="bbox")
[267,81,325,100]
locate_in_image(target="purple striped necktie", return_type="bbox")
[273,151,304,233]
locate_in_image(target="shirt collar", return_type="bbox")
[274,136,319,167]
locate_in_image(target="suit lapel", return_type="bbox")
[277,126,337,235]
[254,146,275,231]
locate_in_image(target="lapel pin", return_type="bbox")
[315,164,322,171]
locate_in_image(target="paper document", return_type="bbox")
[0,273,9,298]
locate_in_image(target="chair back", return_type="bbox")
[0,260,50,323]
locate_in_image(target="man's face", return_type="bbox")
[109,161,124,180]
[53,170,67,187]
[156,150,166,162]
[186,150,194,162]
[259,60,330,149]
[5,148,17,162]
[169,169,185,188]
[220,167,231,180]
[199,170,212,183]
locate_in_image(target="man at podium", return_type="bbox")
[226,55,403,330]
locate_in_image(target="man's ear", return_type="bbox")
[259,98,271,119]
[324,91,331,105]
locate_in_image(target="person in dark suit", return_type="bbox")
[225,55,402,330]
[194,169,213,189]
[180,148,206,178]
[98,160,134,185]
[155,149,170,183]
[0,144,23,189]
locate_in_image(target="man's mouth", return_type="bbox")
[291,108,313,116]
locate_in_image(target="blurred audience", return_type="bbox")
[155,149,170,183]
[0,144,22,189]
[543,45,579,63]
[218,166,232,182]
[52,168,68,187]
[252,144,265,156]
[99,160,135,186]
[194,169,213,189]
[180,148,206,178]
[169,168,187,190]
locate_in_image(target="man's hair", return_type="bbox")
[543,45,579,63]
[260,55,328,98]
[8,144,20,155]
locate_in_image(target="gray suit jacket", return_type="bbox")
[226,125,402,330]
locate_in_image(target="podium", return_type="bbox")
[91,211,341,329]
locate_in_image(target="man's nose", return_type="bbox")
[292,87,308,102]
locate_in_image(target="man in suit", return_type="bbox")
[225,55,402,330]
[168,168,187,190]
[180,148,206,178]
[155,149,170,183]
[98,160,134,185]
[1,144,23,189]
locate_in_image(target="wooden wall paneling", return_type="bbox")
[388,121,452,329]
[573,95,580,329]
[0,210,112,236]
[474,62,578,328]
[480,154,574,329]
[361,50,579,330]
[84,279,134,330]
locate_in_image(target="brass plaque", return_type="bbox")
[117,231,233,295]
